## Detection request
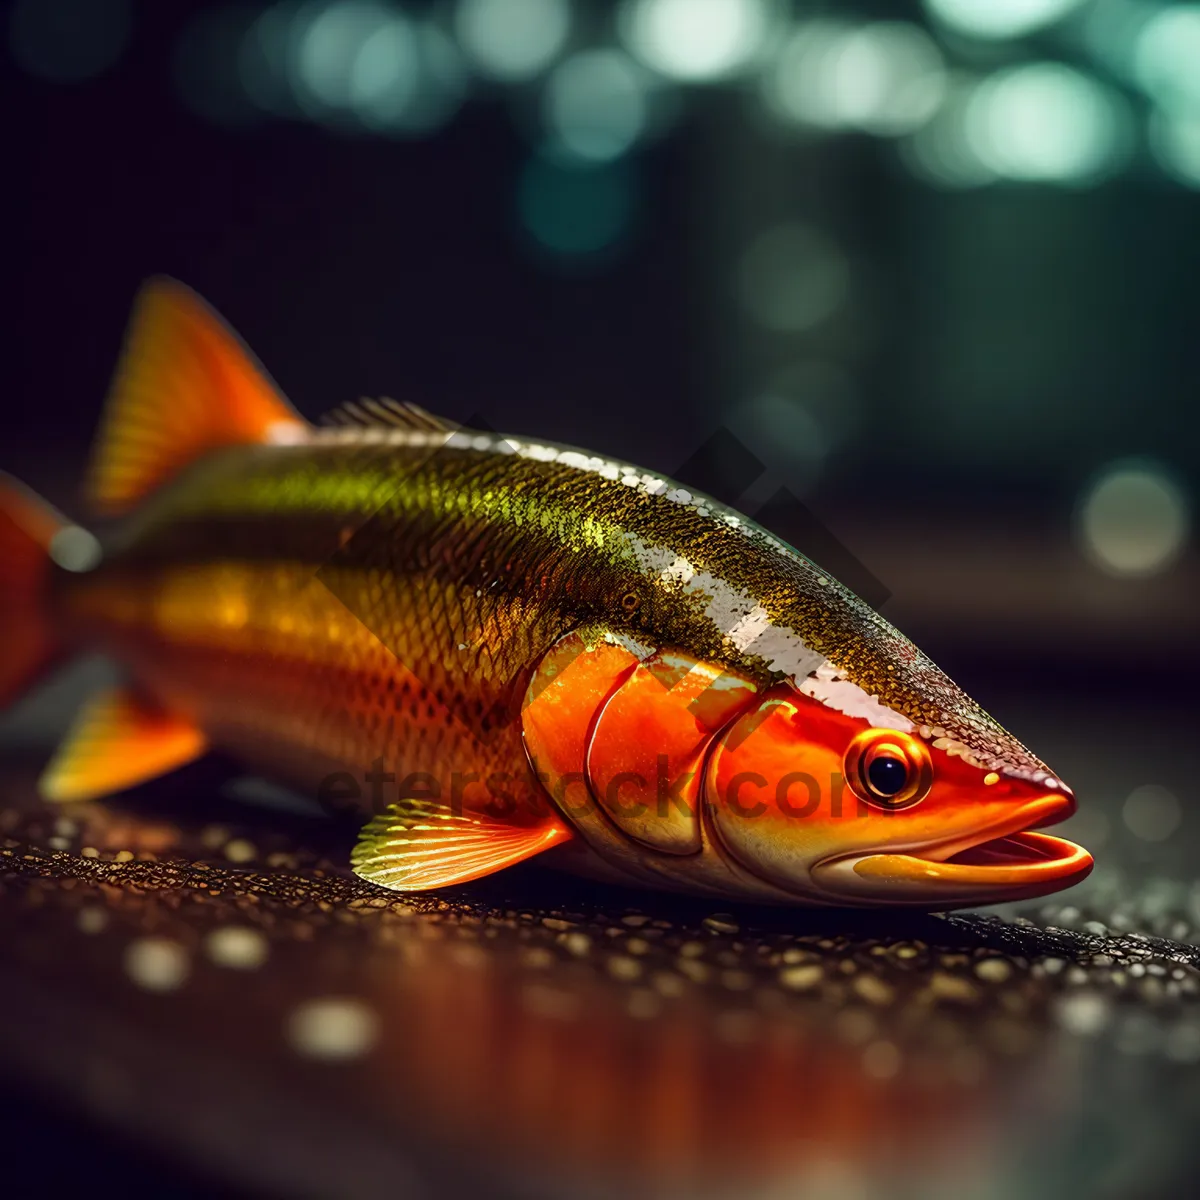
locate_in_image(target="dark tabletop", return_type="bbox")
[1,659,1198,1200]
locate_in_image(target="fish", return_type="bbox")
[0,279,1092,909]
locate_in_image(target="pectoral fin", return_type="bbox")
[40,687,207,803]
[351,797,572,892]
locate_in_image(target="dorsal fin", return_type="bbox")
[87,278,309,517]
[321,396,456,433]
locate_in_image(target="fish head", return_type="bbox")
[705,672,1092,909]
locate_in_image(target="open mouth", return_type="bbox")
[812,799,1093,908]
[942,830,1086,869]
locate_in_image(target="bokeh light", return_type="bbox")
[1149,110,1200,189]
[733,361,860,488]
[1122,784,1182,843]
[48,526,102,574]
[923,0,1085,42]
[293,2,412,118]
[124,937,190,993]
[763,20,852,129]
[401,25,470,135]
[543,49,648,162]
[357,17,441,133]
[770,360,861,446]
[1133,5,1200,111]
[455,0,570,83]
[238,4,298,118]
[1078,0,1146,80]
[733,394,827,488]
[737,223,850,333]
[9,0,131,84]
[218,2,466,135]
[963,63,1127,184]
[901,74,998,188]
[517,156,638,260]
[287,997,380,1060]
[619,0,769,83]
[1077,460,1190,578]
[348,16,423,130]
[763,20,945,136]
[113,0,1200,201]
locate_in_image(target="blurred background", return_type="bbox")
[3,1,1200,1197]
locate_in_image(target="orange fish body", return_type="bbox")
[0,281,1092,908]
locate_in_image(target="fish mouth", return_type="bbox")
[811,796,1093,909]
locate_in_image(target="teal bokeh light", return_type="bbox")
[516,156,638,261]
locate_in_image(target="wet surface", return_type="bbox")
[1,670,1199,1198]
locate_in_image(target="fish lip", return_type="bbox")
[809,795,1094,907]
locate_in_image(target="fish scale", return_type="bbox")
[0,278,1092,908]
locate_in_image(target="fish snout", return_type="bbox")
[809,776,1092,909]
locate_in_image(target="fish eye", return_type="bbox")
[867,752,907,797]
[844,729,933,810]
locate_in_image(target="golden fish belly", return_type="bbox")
[57,553,554,820]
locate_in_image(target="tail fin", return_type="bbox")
[0,475,67,709]
[87,278,309,517]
